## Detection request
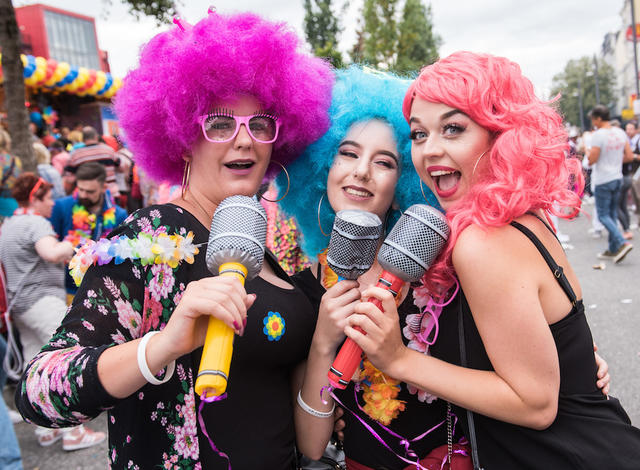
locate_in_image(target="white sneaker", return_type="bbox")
[557,232,570,243]
[62,424,106,451]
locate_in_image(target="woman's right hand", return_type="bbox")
[313,280,361,354]
[158,276,256,360]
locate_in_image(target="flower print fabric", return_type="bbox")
[16,203,318,469]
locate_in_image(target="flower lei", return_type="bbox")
[318,249,406,425]
[69,231,199,286]
[64,204,117,247]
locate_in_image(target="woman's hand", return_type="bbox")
[157,276,256,360]
[313,280,361,354]
[593,343,610,396]
[344,286,407,376]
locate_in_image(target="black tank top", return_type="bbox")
[430,220,640,469]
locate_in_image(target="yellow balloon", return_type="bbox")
[53,62,70,83]
[25,74,38,87]
[20,54,27,67]
[35,56,47,71]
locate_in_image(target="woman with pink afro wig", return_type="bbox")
[16,9,336,470]
[341,52,640,469]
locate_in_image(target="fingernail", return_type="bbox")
[243,318,247,328]
[233,321,240,330]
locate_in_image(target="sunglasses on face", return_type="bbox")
[198,112,280,144]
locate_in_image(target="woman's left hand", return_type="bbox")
[594,343,610,396]
[344,286,407,375]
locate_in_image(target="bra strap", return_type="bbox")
[510,221,577,305]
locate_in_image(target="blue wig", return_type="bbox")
[278,66,440,260]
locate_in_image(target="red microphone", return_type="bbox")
[327,205,449,389]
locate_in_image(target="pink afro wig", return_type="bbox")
[403,51,584,293]
[114,10,334,183]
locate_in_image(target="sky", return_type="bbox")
[17,0,628,97]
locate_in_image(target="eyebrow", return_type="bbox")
[339,140,399,164]
[409,108,469,124]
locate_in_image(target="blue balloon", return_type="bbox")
[97,73,113,95]
[23,55,36,78]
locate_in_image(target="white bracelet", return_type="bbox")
[297,390,335,418]
[137,331,175,385]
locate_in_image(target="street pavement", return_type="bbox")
[3,203,639,469]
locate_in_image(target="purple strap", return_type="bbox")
[198,393,231,470]
[331,388,451,470]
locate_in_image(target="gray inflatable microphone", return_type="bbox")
[328,204,450,389]
[196,195,267,398]
[326,210,383,281]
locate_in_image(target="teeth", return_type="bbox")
[430,170,455,177]
[345,187,372,197]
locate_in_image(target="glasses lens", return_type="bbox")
[203,115,237,141]
[248,116,277,142]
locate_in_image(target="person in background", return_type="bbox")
[623,121,640,235]
[67,127,122,202]
[0,129,23,223]
[34,142,65,199]
[587,105,633,262]
[0,173,105,451]
[49,162,127,296]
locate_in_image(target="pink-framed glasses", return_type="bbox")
[198,112,280,144]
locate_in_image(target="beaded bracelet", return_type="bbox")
[137,331,176,385]
[297,390,335,418]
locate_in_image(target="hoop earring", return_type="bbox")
[261,161,290,203]
[471,149,489,178]
[317,193,331,237]
[419,178,431,203]
[181,161,191,199]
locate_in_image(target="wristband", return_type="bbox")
[297,390,335,418]
[137,331,175,385]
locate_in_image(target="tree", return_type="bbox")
[350,0,440,74]
[0,0,35,171]
[0,0,176,172]
[396,0,440,74]
[550,56,616,130]
[353,0,400,70]
[303,0,343,67]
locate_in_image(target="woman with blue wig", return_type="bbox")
[280,67,467,469]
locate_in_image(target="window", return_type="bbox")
[44,10,100,70]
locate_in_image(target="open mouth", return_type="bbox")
[344,186,373,198]
[224,161,255,170]
[430,169,461,195]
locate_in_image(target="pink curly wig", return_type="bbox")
[403,51,584,293]
[113,10,334,183]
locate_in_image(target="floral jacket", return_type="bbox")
[16,204,317,469]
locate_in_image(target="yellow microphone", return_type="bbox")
[195,196,267,399]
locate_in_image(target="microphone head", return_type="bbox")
[326,210,383,280]
[378,204,449,283]
[206,195,267,281]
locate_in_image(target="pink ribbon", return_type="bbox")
[197,393,231,469]
[330,387,456,470]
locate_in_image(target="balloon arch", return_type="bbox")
[0,53,122,99]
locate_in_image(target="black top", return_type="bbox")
[16,204,317,469]
[430,221,640,469]
[293,267,455,470]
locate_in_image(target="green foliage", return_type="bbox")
[103,0,178,25]
[551,56,617,129]
[396,0,440,74]
[303,0,344,67]
[349,0,439,74]
[357,0,400,69]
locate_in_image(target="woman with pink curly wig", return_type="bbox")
[16,9,334,469]
[341,52,640,469]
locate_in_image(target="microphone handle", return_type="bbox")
[327,271,404,390]
[195,262,247,398]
